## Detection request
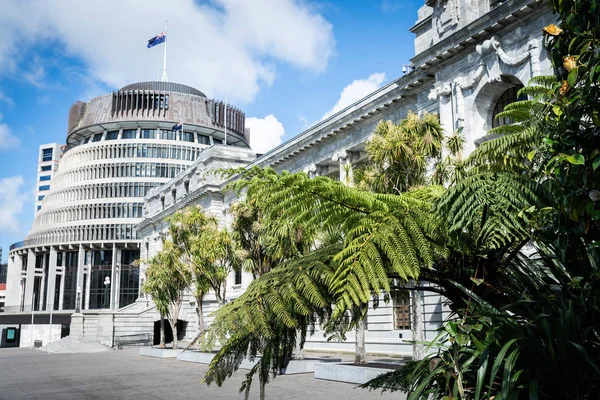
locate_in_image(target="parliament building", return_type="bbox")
[2,0,553,355]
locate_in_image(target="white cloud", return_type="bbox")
[0,90,15,108]
[0,0,335,104]
[246,114,285,153]
[0,114,19,150]
[0,176,27,234]
[322,73,386,120]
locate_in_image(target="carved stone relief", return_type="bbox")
[428,36,538,101]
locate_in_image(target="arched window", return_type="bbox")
[492,84,526,128]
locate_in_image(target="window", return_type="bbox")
[106,131,119,140]
[40,175,51,181]
[392,290,411,330]
[213,138,223,145]
[42,148,53,162]
[39,185,50,191]
[141,129,155,139]
[159,130,175,140]
[92,133,103,142]
[83,137,90,144]
[41,165,51,172]
[38,195,45,201]
[181,132,194,142]
[492,84,526,128]
[122,129,137,139]
[37,205,42,211]
[235,269,242,285]
[184,180,189,194]
[198,135,210,145]
[160,196,165,209]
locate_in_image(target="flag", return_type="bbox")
[172,122,183,131]
[147,31,166,48]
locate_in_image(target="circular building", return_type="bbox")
[6,81,249,313]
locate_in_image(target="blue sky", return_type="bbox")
[0,0,422,261]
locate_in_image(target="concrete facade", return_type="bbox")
[3,0,553,356]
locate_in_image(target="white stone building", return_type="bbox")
[2,0,554,354]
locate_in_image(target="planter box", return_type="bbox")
[177,350,341,374]
[281,357,342,375]
[140,347,182,358]
[314,362,397,384]
[177,350,217,364]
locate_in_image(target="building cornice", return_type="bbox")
[410,0,546,71]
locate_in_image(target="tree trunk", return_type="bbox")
[259,372,266,400]
[196,296,205,335]
[171,319,178,349]
[411,282,425,360]
[159,313,166,348]
[355,314,367,365]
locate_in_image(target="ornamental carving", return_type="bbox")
[429,36,537,100]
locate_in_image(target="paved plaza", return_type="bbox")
[0,347,406,400]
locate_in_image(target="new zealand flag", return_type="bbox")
[147,31,166,48]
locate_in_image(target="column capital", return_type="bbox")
[332,150,348,163]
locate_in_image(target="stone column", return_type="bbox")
[76,245,85,312]
[5,254,22,311]
[84,263,91,311]
[46,247,58,311]
[24,249,36,312]
[38,253,46,311]
[110,244,118,310]
[332,150,360,187]
[58,251,66,311]
[114,248,122,310]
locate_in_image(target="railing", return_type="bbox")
[115,333,153,350]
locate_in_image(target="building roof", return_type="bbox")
[119,81,206,98]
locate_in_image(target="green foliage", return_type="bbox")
[229,167,445,317]
[359,112,444,193]
[204,244,338,398]
[365,245,600,399]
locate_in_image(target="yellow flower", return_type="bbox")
[559,80,571,96]
[563,56,577,72]
[543,24,563,36]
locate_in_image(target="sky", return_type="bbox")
[0,0,423,262]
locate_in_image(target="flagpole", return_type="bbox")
[162,20,168,82]
[224,94,227,146]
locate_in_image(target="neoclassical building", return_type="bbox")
[3,0,553,353]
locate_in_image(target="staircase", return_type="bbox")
[39,336,111,354]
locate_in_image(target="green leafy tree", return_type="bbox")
[143,243,190,349]
[167,207,217,335]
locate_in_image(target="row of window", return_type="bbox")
[41,183,159,206]
[52,162,187,187]
[27,224,140,245]
[63,143,206,168]
[81,129,216,145]
[35,203,145,227]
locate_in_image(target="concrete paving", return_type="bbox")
[0,347,407,400]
